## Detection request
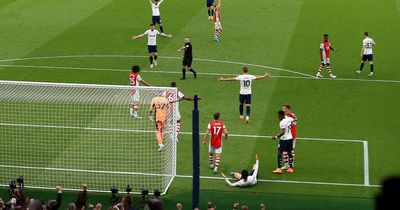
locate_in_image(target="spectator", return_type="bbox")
[176,203,182,210]
[28,199,43,210]
[0,198,5,210]
[121,195,137,210]
[75,184,88,210]
[144,199,163,210]
[95,203,102,210]
[14,189,28,209]
[88,204,95,210]
[46,186,62,210]
[207,202,215,210]
[375,176,400,210]
[67,203,76,210]
[260,204,265,210]
[241,206,248,210]
[232,203,239,210]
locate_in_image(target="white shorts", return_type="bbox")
[130,93,139,103]
[322,57,330,65]
[209,145,222,154]
[214,22,222,30]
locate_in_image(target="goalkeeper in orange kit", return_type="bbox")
[149,96,170,152]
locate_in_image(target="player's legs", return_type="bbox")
[273,141,284,174]
[187,60,196,79]
[316,62,325,77]
[325,63,336,79]
[130,94,140,118]
[176,119,181,141]
[239,95,245,119]
[181,63,187,80]
[213,23,222,42]
[244,95,252,124]
[358,56,367,74]
[153,52,158,66]
[368,55,374,76]
[214,152,221,173]
[156,121,165,152]
[148,51,154,68]
[157,18,164,33]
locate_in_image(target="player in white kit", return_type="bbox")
[272,110,295,174]
[221,154,260,187]
[149,0,165,33]
[218,67,271,124]
[356,32,376,76]
[132,24,172,68]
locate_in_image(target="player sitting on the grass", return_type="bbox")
[206,0,215,20]
[202,112,228,173]
[219,67,271,124]
[132,24,172,69]
[213,0,222,42]
[316,34,337,79]
[356,32,376,77]
[149,0,165,33]
[129,65,150,119]
[272,110,294,174]
[149,95,170,152]
[281,104,297,169]
[221,154,259,187]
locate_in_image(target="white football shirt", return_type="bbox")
[143,29,160,46]
[150,0,163,16]
[362,37,375,55]
[279,116,294,140]
[162,90,184,120]
[224,160,259,187]
[235,74,257,95]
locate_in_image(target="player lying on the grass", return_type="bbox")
[149,0,165,33]
[206,0,215,20]
[149,95,170,152]
[221,154,259,187]
[213,0,222,42]
[177,37,197,80]
[163,82,202,143]
[281,104,297,169]
[272,110,295,174]
[356,32,376,77]
[202,112,228,173]
[219,67,271,124]
[132,24,172,69]
[316,34,337,79]
[129,65,150,119]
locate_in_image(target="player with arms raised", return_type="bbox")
[356,32,376,76]
[132,24,172,69]
[202,113,228,173]
[316,34,337,79]
[272,110,295,174]
[149,0,165,33]
[129,65,150,119]
[219,67,271,124]
[282,104,297,169]
[149,95,170,152]
[213,0,222,42]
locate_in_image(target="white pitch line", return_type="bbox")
[0,122,363,143]
[363,141,370,186]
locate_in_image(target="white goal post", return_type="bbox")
[0,80,178,194]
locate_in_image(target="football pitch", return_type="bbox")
[1,0,400,209]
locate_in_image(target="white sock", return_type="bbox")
[130,108,133,115]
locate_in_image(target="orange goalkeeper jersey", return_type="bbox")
[150,96,169,122]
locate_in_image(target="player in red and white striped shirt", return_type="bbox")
[202,113,228,173]
[213,0,222,42]
[129,65,150,118]
[316,34,337,79]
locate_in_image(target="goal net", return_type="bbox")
[0,80,177,194]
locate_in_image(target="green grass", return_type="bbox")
[1,0,400,209]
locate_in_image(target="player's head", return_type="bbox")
[364,32,369,37]
[170,82,176,87]
[241,169,249,182]
[242,67,249,74]
[214,112,220,120]
[150,24,155,30]
[154,0,159,5]
[323,34,329,41]
[282,104,291,113]
[131,65,140,73]
[184,37,190,43]
[278,110,285,120]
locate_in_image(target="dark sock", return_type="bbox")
[159,26,164,33]
[149,56,153,64]
[189,69,197,78]
[246,106,251,116]
[154,55,158,61]
[211,10,214,16]
[239,104,244,115]
[370,64,374,73]
[278,154,283,168]
[181,68,186,79]
[359,63,365,71]
[208,9,211,16]
[289,153,294,168]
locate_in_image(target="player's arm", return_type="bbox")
[221,173,240,187]
[223,128,228,141]
[360,44,366,57]
[159,32,173,38]
[216,0,222,9]
[158,0,164,5]
[329,46,337,51]
[140,80,151,86]
[255,73,271,80]
[132,32,146,40]
[218,76,236,81]
[177,46,185,52]
[202,128,210,145]
[148,99,155,121]
[272,128,285,140]
[149,0,153,4]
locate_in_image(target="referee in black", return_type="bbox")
[177,37,197,80]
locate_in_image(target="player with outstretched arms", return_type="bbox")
[221,154,259,187]
[202,113,228,174]
[316,34,337,79]
[149,0,165,33]
[219,67,271,124]
[129,65,150,119]
[356,32,376,76]
[281,104,297,169]
[177,37,197,80]
[132,24,172,69]
[213,0,222,42]
[149,95,170,152]
[272,110,295,174]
